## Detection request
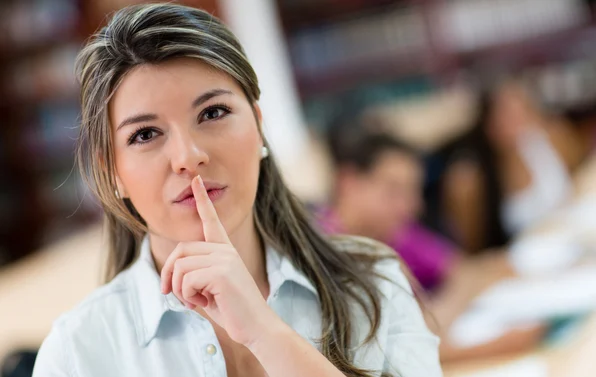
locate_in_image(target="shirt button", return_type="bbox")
[206,344,217,356]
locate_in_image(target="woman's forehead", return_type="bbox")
[108,59,242,124]
[115,59,238,98]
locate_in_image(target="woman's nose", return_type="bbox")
[169,131,209,176]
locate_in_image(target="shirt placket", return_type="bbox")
[187,312,227,377]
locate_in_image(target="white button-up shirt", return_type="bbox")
[33,236,442,377]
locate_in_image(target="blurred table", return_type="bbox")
[0,224,103,361]
[443,313,596,377]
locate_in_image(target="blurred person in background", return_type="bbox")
[441,80,584,254]
[318,129,454,293]
[317,124,548,362]
[32,4,442,377]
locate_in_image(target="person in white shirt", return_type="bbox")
[33,4,441,377]
[442,81,582,254]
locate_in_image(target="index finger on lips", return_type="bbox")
[192,175,230,244]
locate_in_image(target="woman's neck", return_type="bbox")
[149,216,268,297]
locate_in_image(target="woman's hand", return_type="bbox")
[160,175,280,347]
[160,176,355,377]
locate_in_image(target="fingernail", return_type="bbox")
[196,175,203,187]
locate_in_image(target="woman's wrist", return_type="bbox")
[245,315,293,356]
[245,315,346,377]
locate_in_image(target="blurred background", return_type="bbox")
[2,0,596,376]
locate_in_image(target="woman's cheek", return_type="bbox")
[119,156,163,218]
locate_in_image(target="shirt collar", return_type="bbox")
[265,244,318,299]
[128,234,318,347]
[127,235,186,347]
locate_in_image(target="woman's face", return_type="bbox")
[109,58,263,242]
[341,151,423,241]
[487,83,536,148]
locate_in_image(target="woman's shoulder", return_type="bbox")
[34,269,145,376]
[328,234,395,257]
[328,235,412,294]
[50,269,135,337]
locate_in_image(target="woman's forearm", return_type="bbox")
[247,320,345,377]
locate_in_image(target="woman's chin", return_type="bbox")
[167,225,207,243]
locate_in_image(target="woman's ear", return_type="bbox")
[252,102,264,134]
[115,174,128,199]
[99,151,127,199]
[252,102,268,154]
[253,102,263,123]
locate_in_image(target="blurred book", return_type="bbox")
[441,0,589,52]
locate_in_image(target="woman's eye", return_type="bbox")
[129,128,159,145]
[200,106,230,122]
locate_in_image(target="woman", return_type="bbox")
[32,4,441,377]
[441,81,582,254]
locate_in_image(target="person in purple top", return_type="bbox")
[316,131,455,292]
[316,126,547,362]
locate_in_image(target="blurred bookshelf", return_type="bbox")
[0,0,85,266]
[276,0,596,130]
[0,0,218,267]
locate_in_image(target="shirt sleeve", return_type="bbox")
[32,324,73,377]
[382,262,443,377]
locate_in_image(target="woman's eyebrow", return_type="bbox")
[192,88,233,108]
[116,89,232,131]
[117,114,158,131]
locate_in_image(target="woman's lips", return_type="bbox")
[175,187,227,207]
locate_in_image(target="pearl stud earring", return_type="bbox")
[261,146,269,159]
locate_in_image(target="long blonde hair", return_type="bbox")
[75,4,395,376]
